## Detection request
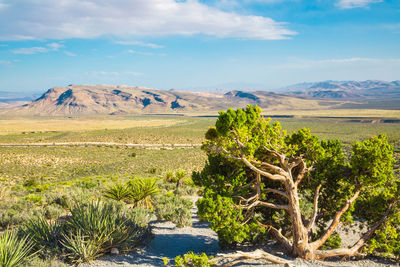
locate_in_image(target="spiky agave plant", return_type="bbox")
[104,182,131,202]
[128,178,159,209]
[60,230,103,264]
[23,216,62,256]
[0,229,35,267]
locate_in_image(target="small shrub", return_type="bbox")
[154,194,192,227]
[44,204,64,220]
[174,252,212,267]
[0,229,35,267]
[128,207,153,227]
[166,171,174,182]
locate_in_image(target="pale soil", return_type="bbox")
[87,198,399,267]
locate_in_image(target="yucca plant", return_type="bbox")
[104,183,131,202]
[61,230,103,264]
[23,216,62,256]
[0,229,35,267]
[128,178,159,209]
[61,201,150,262]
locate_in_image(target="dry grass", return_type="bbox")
[0,117,183,134]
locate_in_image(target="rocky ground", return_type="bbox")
[87,199,399,267]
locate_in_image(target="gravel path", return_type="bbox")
[87,198,399,267]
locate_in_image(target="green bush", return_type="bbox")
[154,194,192,227]
[0,229,35,267]
[174,252,212,267]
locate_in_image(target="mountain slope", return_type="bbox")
[0,84,345,116]
[285,80,400,100]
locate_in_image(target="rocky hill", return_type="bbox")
[0,84,344,116]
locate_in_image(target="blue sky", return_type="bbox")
[0,0,399,93]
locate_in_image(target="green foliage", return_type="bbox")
[154,194,192,227]
[104,182,131,201]
[0,229,35,267]
[128,178,159,208]
[174,251,213,267]
[104,178,159,209]
[64,201,149,255]
[60,230,103,264]
[197,105,399,256]
[23,216,61,256]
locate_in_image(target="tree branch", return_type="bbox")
[256,220,293,252]
[314,200,397,260]
[251,160,285,175]
[306,184,322,232]
[240,200,289,211]
[311,188,362,250]
[240,155,287,182]
[265,188,289,199]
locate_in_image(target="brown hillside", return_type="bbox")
[1,85,347,116]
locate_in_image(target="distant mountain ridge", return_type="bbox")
[0,84,344,116]
[1,80,399,116]
[284,80,400,100]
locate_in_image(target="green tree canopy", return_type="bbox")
[194,105,399,261]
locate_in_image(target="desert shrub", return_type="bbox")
[174,251,212,267]
[128,207,154,227]
[153,194,192,227]
[0,229,35,267]
[166,171,174,182]
[43,204,64,220]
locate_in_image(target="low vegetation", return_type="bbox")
[0,113,399,265]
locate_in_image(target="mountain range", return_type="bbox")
[0,80,399,116]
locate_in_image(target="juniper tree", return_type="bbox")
[194,105,399,261]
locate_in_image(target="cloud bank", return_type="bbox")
[0,0,295,41]
[336,0,383,9]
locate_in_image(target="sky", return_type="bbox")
[0,0,399,93]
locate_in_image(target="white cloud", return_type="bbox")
[0,60,11,65]
[115,41,164,49]
[0,0,295,41]
[64,51,77,57]
[126,49,166,56]
[11,42,64,54]
[273,57,400,70]
[336,0,383,9]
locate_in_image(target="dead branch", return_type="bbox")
[211,249,290,266]
[256,220,293,252]
[306,184,322,232]
[311,188,362,250]
[314,200,397,260]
